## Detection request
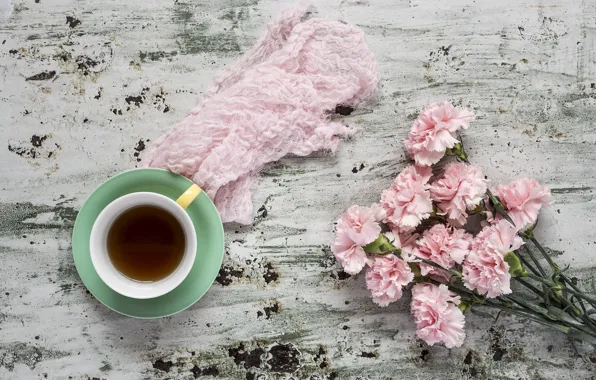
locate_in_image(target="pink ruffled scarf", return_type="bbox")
[143,4,379,224]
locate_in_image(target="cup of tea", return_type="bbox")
[89,185,201,299]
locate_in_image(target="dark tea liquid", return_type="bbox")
[107,206,185,282]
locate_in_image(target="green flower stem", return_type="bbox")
[527,273,596,305]
[573,295,592,318]
[526,272,560,287]
[502,295,596,342]
[556,295,596,332]
[559,276,596,332]
[513,277,544,297]
[513,274,551,308]
[554,292,582,319]
[479,301,570,335]
[446,283,481,301]
[516,253,541,276]
[523,232,560,274]
[560,274,596,309]
[495,299,596,340]
[499,295,559,322]
[519,245,547,277]
[517,245,553,307]
[576,302,596,331]
[523,233,596,333]
[485,298,596,341]
[426,274,596,339]
[446,139,596,341]
[431,280,546,325]
[410,254,573,328]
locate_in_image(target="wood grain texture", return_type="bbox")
[1,0,596,379]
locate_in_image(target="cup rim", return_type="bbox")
[90,192,197,299]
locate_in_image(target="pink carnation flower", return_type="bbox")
[493,178,553,230]
[384,228,419,253]
[404,102,475,166]
[381,165,433,231]
[430,163,487,227]
[338,205,382,246]
[331,230,368,275]
[369,202,387,222]
[404,224,472,281]
[331,205,382,274]
[366,255,414,306]
[331,230,368,274]
[462,220,523,298]
[411,283,466,348]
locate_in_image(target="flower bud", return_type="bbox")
[408,262,422,278]
[504,252,528,277]
[363,233,396,254]
[458,300,471,312]
[446,143,468,162]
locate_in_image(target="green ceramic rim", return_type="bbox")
[72,168,224,319]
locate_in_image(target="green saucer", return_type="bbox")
[72,168,224,318]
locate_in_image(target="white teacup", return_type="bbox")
[89,185,201,299]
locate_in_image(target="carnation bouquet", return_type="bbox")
[330,102,596,348]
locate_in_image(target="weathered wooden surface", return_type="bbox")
[1,0,596,378]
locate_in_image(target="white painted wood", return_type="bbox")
[1,0,595,378]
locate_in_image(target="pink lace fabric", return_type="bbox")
[143,4,379,224]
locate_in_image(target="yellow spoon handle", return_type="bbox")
[176,184,202,210]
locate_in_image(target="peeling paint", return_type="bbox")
[1,1,596,379]
[0,343,69,371]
